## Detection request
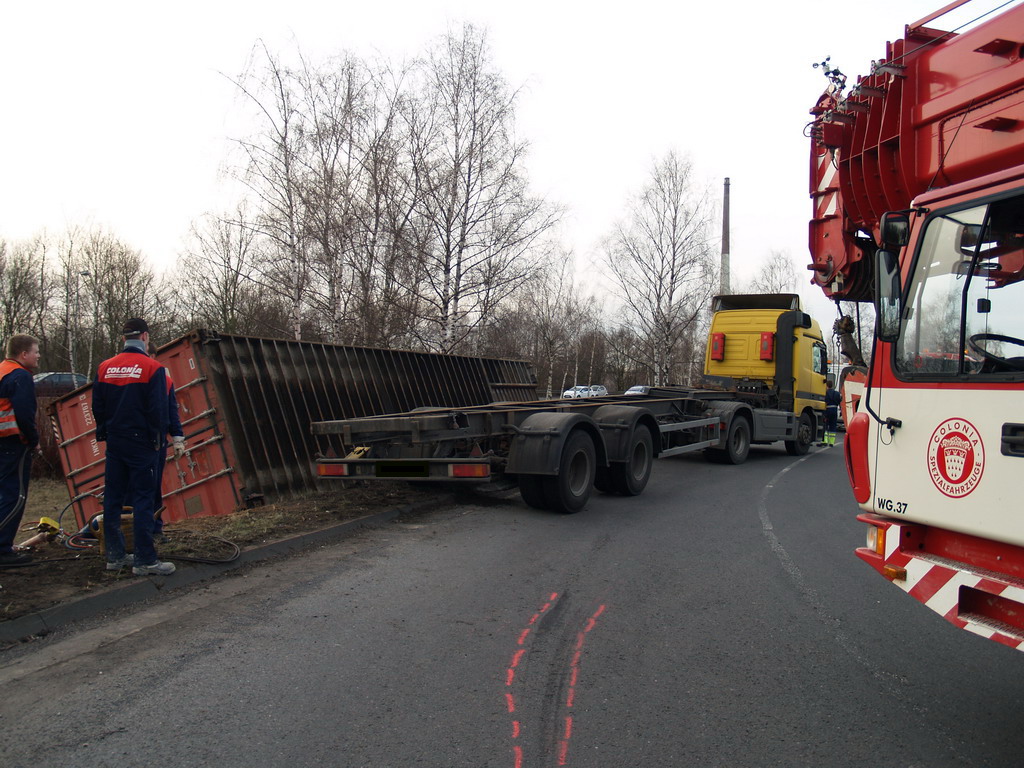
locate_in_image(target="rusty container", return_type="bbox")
[50,330,537,528]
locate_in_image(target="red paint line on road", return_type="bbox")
[557,740,569,766]
[557,603,608,767]
[504,591,565,768]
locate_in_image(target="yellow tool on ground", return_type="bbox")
[16,517,62,549]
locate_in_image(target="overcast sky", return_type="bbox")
[1,0,1013,325]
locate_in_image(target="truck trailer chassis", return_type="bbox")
[313,387,810,514]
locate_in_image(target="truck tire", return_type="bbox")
[610,426,654,495]
[518,475,549,510]
[785,411,814,456]
[707,416,751,465]
[542,430,596,514]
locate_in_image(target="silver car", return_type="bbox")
[562,385,592,399]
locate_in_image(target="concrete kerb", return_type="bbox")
[0,499,436,646]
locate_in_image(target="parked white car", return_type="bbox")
[624,385,651,396]
[588,385,608,397]
[562,385,592,399]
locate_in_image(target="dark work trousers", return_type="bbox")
[152,442,168,535]
[825,406,839,432]
[102,435,160,566]
[0,444,31,553]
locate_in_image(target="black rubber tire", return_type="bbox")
[610,426,654,495]
[785,411,814,456]
[705,417,751,465]
[541,430,596,514]
[518,475,549,510]
[723,417,752,465]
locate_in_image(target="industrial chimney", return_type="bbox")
[720,177,731,294]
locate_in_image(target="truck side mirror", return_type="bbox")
[880,212,910,247]
[958,223,983,254]
[875,249,902,342]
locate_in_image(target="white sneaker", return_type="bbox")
[105,554,135,571]
[132,560,176,576]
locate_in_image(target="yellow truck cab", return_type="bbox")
[703,293,829,452]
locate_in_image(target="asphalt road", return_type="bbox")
[4,440,1024,767]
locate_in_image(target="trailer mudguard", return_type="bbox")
[591,405,661,461]
[506,411,606,476]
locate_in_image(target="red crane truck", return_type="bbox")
[809,0,1024,650]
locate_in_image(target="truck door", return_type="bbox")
[872,193,1024,546]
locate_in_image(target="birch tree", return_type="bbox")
[405,24,558,353]
[604,152,716,386]
[175,209,290,335]
[750,249,799,294]
[78,229,162,370]
[0,236,50,348]
[230,43,309,341]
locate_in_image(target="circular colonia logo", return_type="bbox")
[927,418,985,498]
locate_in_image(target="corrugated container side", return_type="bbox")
[51,330,537,529]
[51,334,246,529]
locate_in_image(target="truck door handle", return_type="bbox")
[1001,423,1024,457]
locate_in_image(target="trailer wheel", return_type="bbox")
[707,417,751,465]
[542,430,596,514]
[785,411,814,456]
[518,475,549,510]
[610,426,654,495]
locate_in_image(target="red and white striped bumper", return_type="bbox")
[856,514,1024,651]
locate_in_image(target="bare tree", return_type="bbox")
[78,229,162,371]
[229,43,310,341]
[603,152,717,385]
[404,24,559,353]
[522,256,594,397]
[288,52,370,342]
[0,235,51,348]
[176,209,288,335]
[750,249,799,294]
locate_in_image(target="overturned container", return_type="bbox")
[50,330,538,528]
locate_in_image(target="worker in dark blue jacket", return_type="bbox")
[146,340,185,541]
[823,382,842,446]
[0,334,41,567]
[93,318,174,576]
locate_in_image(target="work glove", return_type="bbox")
[172,436,186,459]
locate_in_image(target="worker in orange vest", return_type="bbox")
[0,334,41,567]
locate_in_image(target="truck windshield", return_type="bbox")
[895,194,1024,377]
